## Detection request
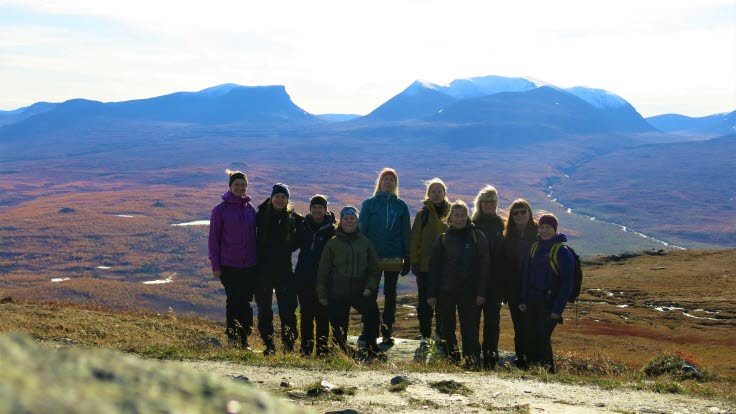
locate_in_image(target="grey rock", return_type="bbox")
[280,381,291,388]
[325,410,360,414]
[0,332,305,414]
[58,207,76,214]
[390,376,409,385]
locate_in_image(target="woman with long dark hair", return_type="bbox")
[497,199,538,368]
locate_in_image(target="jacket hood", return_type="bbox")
[222,191,251,204]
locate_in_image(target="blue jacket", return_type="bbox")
[359,191,411,259]
[519,233,574,315]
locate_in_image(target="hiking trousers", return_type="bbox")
[416,272,441,338]
[297,286,329,355]
[363,270,399,338]
[437,292,480,365]
[508,300,528,364]
[328,294,380,352]
[220,266,257,347]
[477,301,501,367]
[255,278,298,351]
[524,300,559,373]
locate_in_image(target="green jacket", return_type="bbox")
[410,200,450,272]
[317,228,380,302]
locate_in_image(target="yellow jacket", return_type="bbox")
[410,200,450,273]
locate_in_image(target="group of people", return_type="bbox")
[208,167,575,371]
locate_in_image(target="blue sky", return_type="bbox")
[1,0,734,117]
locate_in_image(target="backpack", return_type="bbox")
[530,242,583,303]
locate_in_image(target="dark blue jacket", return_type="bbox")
[294,213,337,288]
[519,233,574,315]
[358,191,411,259]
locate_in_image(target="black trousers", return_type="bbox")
[477,301,501,366]
[508,300,527,363]
[524,301,559,373]
[363,271,399,338]
[220,266,257,346]
[416,272,441,338]
[255,280,299,350]
[297,286,329,355]
[329,295,380,352]
[437,292,480,365]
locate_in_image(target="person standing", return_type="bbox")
[497,199,538,368]
[427,200,490,368]
[208,170,257,349]
[317,206,382,356]
[359,168,411,345]
[255,183,302,355]
[294,195,336,356]
[518,214,574,373]
[409,178,450,342]
[471,185,505,369]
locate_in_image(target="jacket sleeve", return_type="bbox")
[519,250,530,305]
[475,231,491,298]
[552,246,575,315]
[317,241,333,301]
[358,198,370,235]
[409,210,423,265]
[427,235,443,299]
[290,213,304,253]
[208,205,222,272]
[401,202,412,258]
[365,242,381,294]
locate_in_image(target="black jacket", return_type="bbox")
[294,212,337,288]
[472,214,505,302]
[256,198,302,287]
[497,225,537,303]
[428,223,490,299]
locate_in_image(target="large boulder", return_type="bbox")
[0,332,304,414]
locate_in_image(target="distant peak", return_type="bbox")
[403,80,441,96]
[196,83,244,96]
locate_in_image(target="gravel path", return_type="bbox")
[174,358,734,414]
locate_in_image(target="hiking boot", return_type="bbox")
[356,334,366,345]
[381,336,395,346]
[263,339,276,356]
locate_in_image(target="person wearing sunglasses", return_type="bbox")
[497,199,538,368]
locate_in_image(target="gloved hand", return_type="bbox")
[400,258,411,276]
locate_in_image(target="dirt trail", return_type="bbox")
[173,344,735,414]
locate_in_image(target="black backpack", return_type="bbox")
[530,242,583,303]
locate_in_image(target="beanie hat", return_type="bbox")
[228,171,246,187]
[271,183,290,199]
[538,214,558,230]
[340,206,358,218]
[310,195,328,209]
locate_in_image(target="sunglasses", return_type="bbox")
[511,210,529,216]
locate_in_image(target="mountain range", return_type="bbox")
[2,75,731,140]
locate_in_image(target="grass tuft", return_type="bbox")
[429,379,472,396]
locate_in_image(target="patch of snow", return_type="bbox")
[97,266,111,269]
[115,215,135,218]
[51,278,70,283]
[683,312,718,321]
[617,304,629,308]
[143,273,175,285]
[565,86,629,108]
[172,220,210,226]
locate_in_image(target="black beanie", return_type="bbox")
[310,195,328,209]
[271,183,290,199]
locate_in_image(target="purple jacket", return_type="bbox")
[208,191,257,271]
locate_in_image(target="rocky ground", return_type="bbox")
[175,336,735,414]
